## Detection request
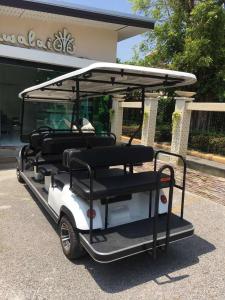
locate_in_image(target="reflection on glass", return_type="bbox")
[22,95,111,136]
[23,102,74,134]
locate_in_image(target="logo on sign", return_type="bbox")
[0,28,75,55]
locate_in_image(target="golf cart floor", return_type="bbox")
[23,171,48,200]
[80,214,194,263]
[22,170,194,263]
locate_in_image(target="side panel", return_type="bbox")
[48,185,103,230]
[48,184,170,231]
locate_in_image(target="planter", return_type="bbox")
[175,91,196,97]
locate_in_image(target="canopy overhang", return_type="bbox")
[19,62,197,102]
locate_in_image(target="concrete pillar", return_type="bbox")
[110,94,125,142]
[171,97,194,158]
[141,93,160,146]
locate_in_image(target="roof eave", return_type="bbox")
[0,0,155,31]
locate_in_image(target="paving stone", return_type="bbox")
[135,161,225,207]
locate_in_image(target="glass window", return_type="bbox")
[22,101,74,134]
[0,62,63,146]
[80,96,111,134]
[22,95,111,139]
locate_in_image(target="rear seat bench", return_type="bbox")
[65,145,174,201]
[29,134,116,168]
[29,131,95,154]
[26,131,111,162]
[34,134,116,189]
[64,145,176,242]
[53,168,125,191]
[25,131,88,166]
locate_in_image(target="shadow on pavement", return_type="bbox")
[25,185,58,232]
[73,234,215,293]
[26,186,216,293]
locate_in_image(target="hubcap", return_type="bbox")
[60,222,71,251]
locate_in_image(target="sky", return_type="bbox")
[47,0,145,61]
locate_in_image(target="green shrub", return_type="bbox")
[155,124,172,142]
[189,134,210,152]
[122,125,141,139]
[208,137,225,155]
[189,132,225,155]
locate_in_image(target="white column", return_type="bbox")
[171,97,194,158]
[141,93,160,147]
[110,94,125,142]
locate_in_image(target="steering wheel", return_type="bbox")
[29,126,54,145]
[36,126,54,133]
[30,126,54,135]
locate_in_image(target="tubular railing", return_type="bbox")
[68,150,183,253]
[154,150,187,219]
[152,164,175,259]
[69,158,94,243]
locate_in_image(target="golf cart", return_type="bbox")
[17,62,196,263]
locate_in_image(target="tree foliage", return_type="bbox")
[128,0,225,101]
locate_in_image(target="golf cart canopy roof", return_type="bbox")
[19,62,197,102]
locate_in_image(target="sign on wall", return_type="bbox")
[0,28,75,55]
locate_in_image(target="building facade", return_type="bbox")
[0,0,154,148]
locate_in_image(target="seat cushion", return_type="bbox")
[29,131,84,152]
[35,154,63,165]
[71,171,172,200]
[41,136,87,155]
[62,136,116,168]
[38,163,65,176]
[42,135,116,156]
[54,168,125,190]
[67,145,154,169]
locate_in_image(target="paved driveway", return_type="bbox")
[0,168,225,300]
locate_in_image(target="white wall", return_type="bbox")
[0,15,118,65]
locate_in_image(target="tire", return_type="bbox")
[16,164,25,183]
[59,216,85,260]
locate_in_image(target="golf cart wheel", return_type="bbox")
[59,216,85,260]
[16,165,24,183]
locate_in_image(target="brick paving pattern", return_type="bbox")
[122,137,225,207]
[135,161,225,207]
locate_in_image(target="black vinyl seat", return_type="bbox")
[65,144,154,169]
[54,168,125,190]
[29,131,95,153]
[66,145,174,201]
[33,134,116,167]
[38,163,66,176]
[43,135,115,157]
[71,171,172,201]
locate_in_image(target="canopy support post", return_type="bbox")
[20,96,25,140]
[128,88,145,146]
[71,79,80,131]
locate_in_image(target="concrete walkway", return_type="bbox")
[0,169,225,299]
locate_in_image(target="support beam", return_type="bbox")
[187,102,225,112]
[120,102,142,108]
[141,93,160,147]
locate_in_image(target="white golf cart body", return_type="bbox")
[18,62,196,263]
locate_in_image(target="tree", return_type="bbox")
[129,0,225,102]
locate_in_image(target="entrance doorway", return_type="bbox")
[0,59,111,151]
[0,61,62,146]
